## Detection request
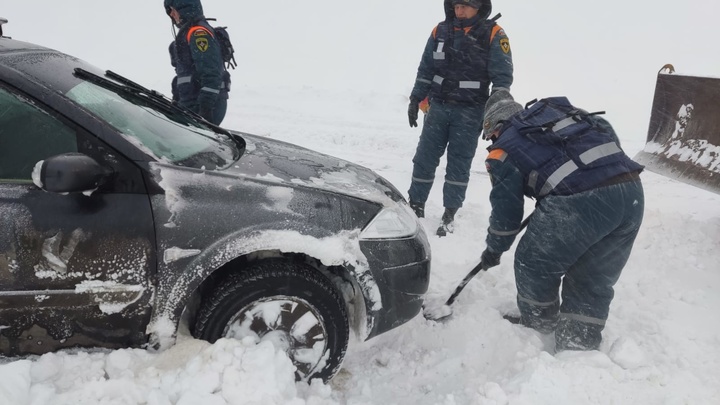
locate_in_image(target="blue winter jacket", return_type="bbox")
[410,0,513,105]
[484,115,643,253]
[167,0,228,115]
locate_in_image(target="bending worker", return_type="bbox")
[479,90,645,351]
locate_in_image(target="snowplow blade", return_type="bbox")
[634,71,720,194]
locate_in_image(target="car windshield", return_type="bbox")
[65,80,239,170]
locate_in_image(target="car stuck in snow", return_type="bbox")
[0,34,431,382]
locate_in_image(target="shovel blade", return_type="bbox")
[422,303,453,321]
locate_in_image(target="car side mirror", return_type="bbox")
[36,153,112,194]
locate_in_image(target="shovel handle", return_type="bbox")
[444,261,488,306]
[443,215,532,307]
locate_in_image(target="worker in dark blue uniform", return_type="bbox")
[165,0,228,125]
[407,0,514,237]
[479,90,645,351]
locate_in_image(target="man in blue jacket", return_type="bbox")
[165,0,228,125]
[407,0,514,237]
[478,90,645,351]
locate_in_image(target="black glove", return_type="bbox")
[481,248,502,270]
[408,98,420,128]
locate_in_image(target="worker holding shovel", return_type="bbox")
[433,90,645,352]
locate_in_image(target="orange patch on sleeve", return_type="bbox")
[487,149,507,161]
[489,25,503,43]
[186,26,214,43]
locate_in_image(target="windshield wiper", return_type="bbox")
[73,68,231,137]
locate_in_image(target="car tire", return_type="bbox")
[194,260,350,382]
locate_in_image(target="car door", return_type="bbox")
[0,84,156,355]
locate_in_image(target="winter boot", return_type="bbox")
[503,314,522,325]
[436,208,458,237]
[409,201,425,218]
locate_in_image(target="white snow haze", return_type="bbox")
[1,1,720,404]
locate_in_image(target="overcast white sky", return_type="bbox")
[4,0,720,146]
[2,2,720,404]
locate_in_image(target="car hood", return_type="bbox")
[218,131,404,206]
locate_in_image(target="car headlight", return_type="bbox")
[360,204,418,240]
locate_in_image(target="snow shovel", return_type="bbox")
[423,215,531,321]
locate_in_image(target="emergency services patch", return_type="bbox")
[193,29,208,37]
[500,38,511,54]
[497,29,506,37]
[196,37,209,52]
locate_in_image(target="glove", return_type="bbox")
[481,248,502,270]
[408,98,420,128]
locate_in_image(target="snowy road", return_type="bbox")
[4,86,718,404]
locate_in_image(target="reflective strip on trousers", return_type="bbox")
[445,180,468,187]
[201,87,220,94]
[433,75,445,85]
[417,78,433,85]
[412,177,434,184]
[518,294,559,307]
[459,81,481,89]
[560,312,607,326]
[177,76,192,85]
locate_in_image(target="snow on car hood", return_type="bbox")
[224,132,403,206]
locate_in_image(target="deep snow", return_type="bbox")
[2,1,720,404]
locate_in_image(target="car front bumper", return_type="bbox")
[360,228,431,339]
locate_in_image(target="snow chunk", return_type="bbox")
[163,247,202,264]
[608,337,648,370]
[32,160,44,188]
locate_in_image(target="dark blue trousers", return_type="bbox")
[179,97,227,126]
[514,180,644,350]
[408,102,484,209]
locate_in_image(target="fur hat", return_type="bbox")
[451,0,483,9]
[483,88,523,136]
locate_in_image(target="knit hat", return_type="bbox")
[452,0,482,9]
[483,88,523,136]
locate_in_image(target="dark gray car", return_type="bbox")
[0,35,431,381]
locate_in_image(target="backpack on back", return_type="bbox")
[211,26,237,70]
[510,97,605,145]
[509,97,627,173]
[191,19,237,70]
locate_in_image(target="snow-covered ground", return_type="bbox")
[2,1,720,404]
[2,84,719,405]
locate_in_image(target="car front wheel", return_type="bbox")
[193,260,350,382]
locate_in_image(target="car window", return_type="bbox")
[66,82,237,170]
[0,87,78,182]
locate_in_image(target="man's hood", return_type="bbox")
[164,0,204,25]
[443,0,492,20]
